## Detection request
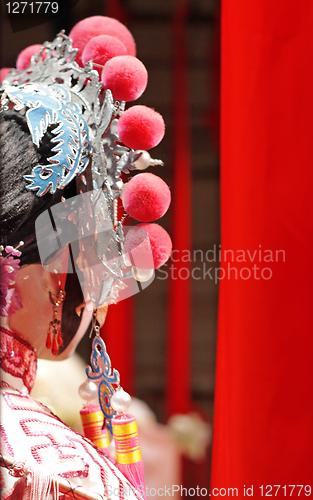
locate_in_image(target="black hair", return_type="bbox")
[0,108,77,266]
[0,108,88,350]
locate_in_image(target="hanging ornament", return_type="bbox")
[82,320,146,497]
[85,325,120,434]
[46,289,66,355]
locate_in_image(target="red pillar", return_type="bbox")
[166,0,192,418]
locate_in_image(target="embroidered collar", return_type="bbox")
[0,326,37,393]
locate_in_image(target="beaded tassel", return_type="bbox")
[112,413,146,500]
[84,334,146,497]
[80,403,110,455]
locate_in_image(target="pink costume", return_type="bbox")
[0,327,142,500]
[0,15,171,500]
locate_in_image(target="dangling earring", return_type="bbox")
[46,288,66,355]
[78,313,146,495]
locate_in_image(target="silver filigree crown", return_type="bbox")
[0,31,140,199]
[0,32,158,307]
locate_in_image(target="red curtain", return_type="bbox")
[165,0,192,418]
[211,0,313,494]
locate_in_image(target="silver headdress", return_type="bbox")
[0,32,158,307]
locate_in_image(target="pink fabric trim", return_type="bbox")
[0,423,15,458]
[0,327,37,393]
[3,392,53,417]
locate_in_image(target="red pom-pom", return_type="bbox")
[69,16,136,67]
[125,223,172,269]
[124,226,153,269]
[16,44,43,70]
[117,105,165,150]
[122,173,170,222]
[82,35,127,78]
[0,68,11,83]
[101,55,148,101]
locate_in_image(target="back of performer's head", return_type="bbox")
[0,108,77,267]
[0,108,86,351]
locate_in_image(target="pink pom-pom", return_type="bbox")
[122,173,170,222]
[117,106,165,150]
[69,16,136,67]
[82,35,127,78]
[0,68,11,83]
[124,226,154,269]
[125,223,172,269]
[16,44,43,70]
[101,55,148,101]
